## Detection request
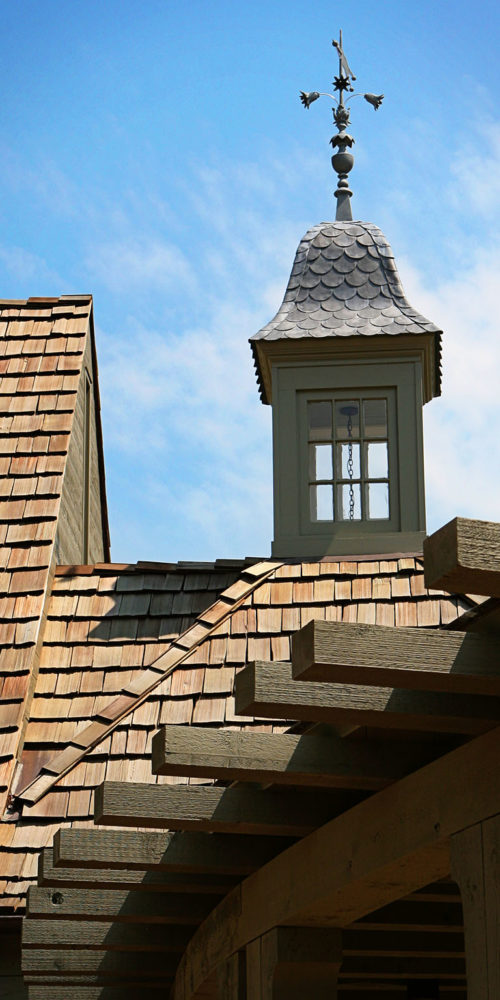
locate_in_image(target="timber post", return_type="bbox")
[450,813,500,1000]
[246,927,342,999]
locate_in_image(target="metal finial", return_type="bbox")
[299,31,384,221]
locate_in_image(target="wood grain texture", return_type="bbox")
[39,847,237,895]
[235,661,500,734]
[22,918,191,952]
[171,726,500,999]
[26,886,219,924]
[22,948,179,978]
[151,724,434,791]
[54,828,291,875]
[424,516,500,597]
[94,781,360,837]
[292,619,500,694]
[451,814,500,1000]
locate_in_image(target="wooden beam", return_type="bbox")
[54,828,291,875]
[342,928,464,957]
[291,619,500,695]
[353,899,463,932]
[26,886,220,924]
[39,847,238,895]
[217,952,246,1000]
[22,948,179,978]
[247,927,342,1000]
[27,990,147,1000]
[451,814,500,999]
[94,781,361,837]
[424,516,500,598]
[151,725,432,791]
[235,661,500,734]
[171,726,500,999]
[338,955,465,979]
[22,918,191,952]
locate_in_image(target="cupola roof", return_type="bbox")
[251,220,442,403]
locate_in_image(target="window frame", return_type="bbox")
[271,356,426,557]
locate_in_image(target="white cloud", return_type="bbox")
[86,238,195,294]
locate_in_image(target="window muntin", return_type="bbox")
[308,396,390,523]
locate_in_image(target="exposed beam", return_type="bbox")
[39,848,238,895]
[235,661,500,734]
[22,948,179,978]
[171,725,500,999]
[27,990,150,1000]
[23,918,191,951]
[94,781,362,837]
[424,516,500,598]
[151,725,432,791]
[26,886,220,924]
[291,619,500,695]
[54,828,292,875]
[342,928,464,957]
[338,955,465,979]
[353,899,463,932]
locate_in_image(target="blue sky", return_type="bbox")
[2,1,500,561]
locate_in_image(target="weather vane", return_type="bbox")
[300,31,384,221]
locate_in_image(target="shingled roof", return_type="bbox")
[0,554,475,912]
[0,296,109,822]
[251,221,442,402]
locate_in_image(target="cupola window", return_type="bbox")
[308,396,390,524]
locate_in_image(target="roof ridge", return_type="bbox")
[12,560,283,808]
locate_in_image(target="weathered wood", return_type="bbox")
[22,948,179,977]
[354,899,463,932]
[22,918,191,952]
[172,726,500,999]
[94,781,360,837]
[54,828,291,874]
[247,927,342,1000]
[342,928,464,957]
[26,886,219,924]
[235,661,500,734]
[338,955,465,978]
[39,847,237,894]
[216,952,245,1000]
[27,990,144,1000]
[152,724,432,791]
[451,814,500,999]
[292,619,500,694]
[424,516,500,598]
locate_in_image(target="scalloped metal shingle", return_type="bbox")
[251,221,442,400]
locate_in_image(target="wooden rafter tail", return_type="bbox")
[22,917,192,952]
[424,516,500,597]
[26,885,219,924]
[93,781,362,838]
[53,828,292,875]
[151,724,452,791]
[38,847,238,895]
[291,618,500,695]
[235,660,500,734]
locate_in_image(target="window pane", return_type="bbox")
[338,442,360,480]
[363,399,387,437]
[367,482,389,519]
[308,401,332,441]
[367,441,388,479]
[310,443,333,481]
[338,483,361,521]
[310,484,334,522]
[335,401,360,440]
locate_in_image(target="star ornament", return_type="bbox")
[299,91,320,109]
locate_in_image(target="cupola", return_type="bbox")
[250,34,442,559]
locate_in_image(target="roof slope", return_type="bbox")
[0,296,108,817]
[0,555,473,911]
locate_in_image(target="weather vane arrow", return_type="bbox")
[300,30,384,221]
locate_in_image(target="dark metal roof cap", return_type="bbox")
[251,220,442,400]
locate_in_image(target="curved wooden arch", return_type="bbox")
[172,725,500,998]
